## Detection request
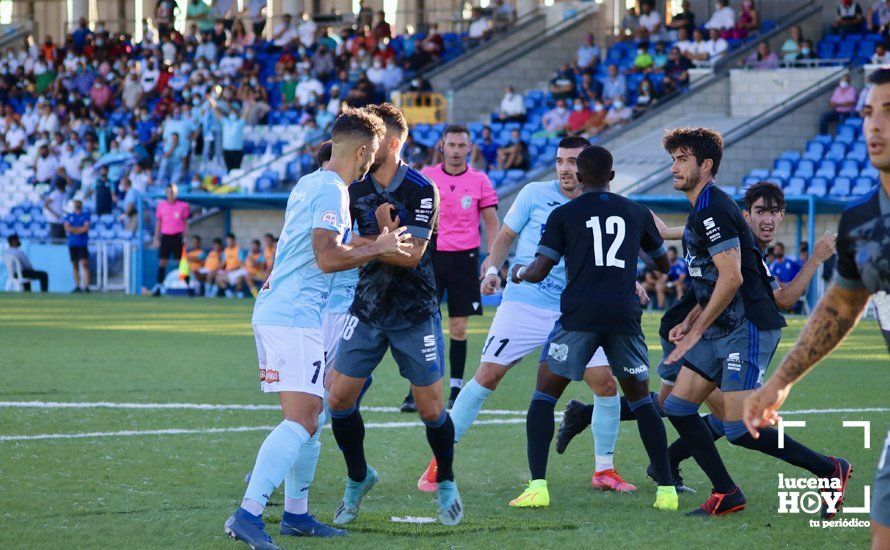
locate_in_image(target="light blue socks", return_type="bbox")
[450,379,493,443]
[242,419,311,515]
[592,394,620,472]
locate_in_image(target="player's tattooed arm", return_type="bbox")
[773,283,870,386]
[511,255,556,284]
[312,227,412,272]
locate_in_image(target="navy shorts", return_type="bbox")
[334,313,445,387]
[682,321,780,392]
[874,430,890,527]
[541,322,650,382]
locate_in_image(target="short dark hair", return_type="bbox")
[663,127,724,177]
[576,145,613,182]
[226,233,235,240]
[744,181,785,211]
[251,239,260,246]
[191,234,201,242]
[443,124,470,140]
[668,245,678,254]
[331,107,386,144]
[558,136,591,150]
[364,103,408,139]
[263,233,274,240]
[212,238,223,246]
[7,234,19,246]
[315,140,332,167]
[868,67,890,86]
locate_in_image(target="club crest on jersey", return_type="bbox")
[461,195,472,209]
[548,343,568,362]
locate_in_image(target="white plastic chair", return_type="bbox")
[2,252,25,292]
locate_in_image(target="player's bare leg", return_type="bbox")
[583,365,637,493]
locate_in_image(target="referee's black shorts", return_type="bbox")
[433,248,482,318]
[158,233,184,261]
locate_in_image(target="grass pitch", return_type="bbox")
[0,294,886,549]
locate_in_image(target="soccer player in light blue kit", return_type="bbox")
[416,137,640,498]
[224,109,413,550]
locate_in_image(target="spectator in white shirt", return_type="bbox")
[497,85,527,123]
[675,27,694,58]
[58,142,85,190]
[295,73,324,106]
[637,2,664,41]
[272,13,299,48]
[604,96,632,128]
[3,120,26,155]
[140,59,160,93]
[218,48,243,76]
[705,0,736,32]
[705,28,729,62]
[576,33,601,72]
[37,102,60,134]
[34,144,59,185]
[467,7,491,47]
[873,42,890,64]
[44,180,67,240]
[381,59,403,92]
[326,86,343,115]
[298,12,317,48]
[129,163,153,194]
[366,59,386,89]
[689,29,712,65]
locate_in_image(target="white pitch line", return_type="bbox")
[0,418,527,442]
[0,401,528,416]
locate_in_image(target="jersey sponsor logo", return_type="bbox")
[703,217,716,230]
[726,352,742,371]
[624,364,648,375]
[420,198,433,210]
[262,369,280,383]
[546,201,561,206]
[548,342,569,362]
[461,195,472,209]
[321,211,339,226]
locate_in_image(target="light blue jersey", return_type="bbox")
[252,170,350,328]
[326,226,359,315]
[501,180,570,311]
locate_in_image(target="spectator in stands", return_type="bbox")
[216,233,249,297]
[579,72,604,102]
[581,100,608,136]
[874,42,890,63]
[34,143,58,186]
[153,183,190,296]
[188,0,214,33]
[493,0,516,32]
[821,75,858,133]
[403,132,430,169]
[3,235,49,292]
[373,10,392,41]
[244,0,267,36]
[633,78,661,117]
[295,72,324,106]
[71,17,92,54]
[471,126,499,170]
[467,7,492,48]
[704,28,729,63]
[549,64,577,101]
[207,96,246,170]
[705,0,736,35]
[604,96,632,129]
[271,13,298,49]
[835,0,865,35]
[798,241,810,263]
[637,2,664,42]
[3,118,26,156]
[419,24,444,65]
[621,6,639,38]
[92,166,114,216]
[357,0,374,28]
[769,242,802,287]
[130,162,153,194]
[744,41,780,69]
[297,12,317,48]
[567,98,593,135]
[118,177,140,232]
[631,45,654,72]
[576,33,601,73]
[602,63,627,105]
[688,29,710,65]
[496,85,527,123]
[44,180,66,241]
[652,41,669,69]
[346,73,375,107]
[667,1,696,39]
[64,199,90,293]
[539,99,570,137]
[780,25,804,61]
[496,129,530,170]
[798,39,818,61]
[868,0,890,37]
[737,0,759,39]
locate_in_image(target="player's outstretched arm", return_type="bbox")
[773,231,837,310]
[651,210,684,240]
[481,226,518,294]
[743,283,870,436]
[666,247,742,364]
[312,226,412,273]
[511,254,556,284]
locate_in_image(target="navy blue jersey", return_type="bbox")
[834,186,890,350]
[349,163,440,330]
[659,290,696,341]
[683,184,785,339]
[537,190,666,334]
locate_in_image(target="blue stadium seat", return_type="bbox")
[773,158,794,175]
[816,159,837,178]
[831,177,852,197]
[818,42,836,59]
[785,176,806,195]
[862,165,879,179]
[825,142,847,161]
[742,176,760,188]
[837,41,856,59]
[836,126,857,144]
[853,176,876,195]
[749,168,769,179]
[779,150,801,162]
[808,176,829,196]
[794,159,815,177]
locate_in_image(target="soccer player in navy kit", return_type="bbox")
[745,68,890,549]
[507,146,679,511]
[326,104,462,526]
[658,128,849,517]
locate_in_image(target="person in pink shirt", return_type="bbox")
[417,125,501,409]
[89,78,113,112]
[152,183,190,296]
[820,74,858,134]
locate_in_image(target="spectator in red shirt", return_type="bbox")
[372,10,392,41]
[567,98,593,135]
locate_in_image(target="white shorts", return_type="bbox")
[322,311,349,367]
[253,324,325,397]
[480,300,608,368]
[226,268,248,285]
